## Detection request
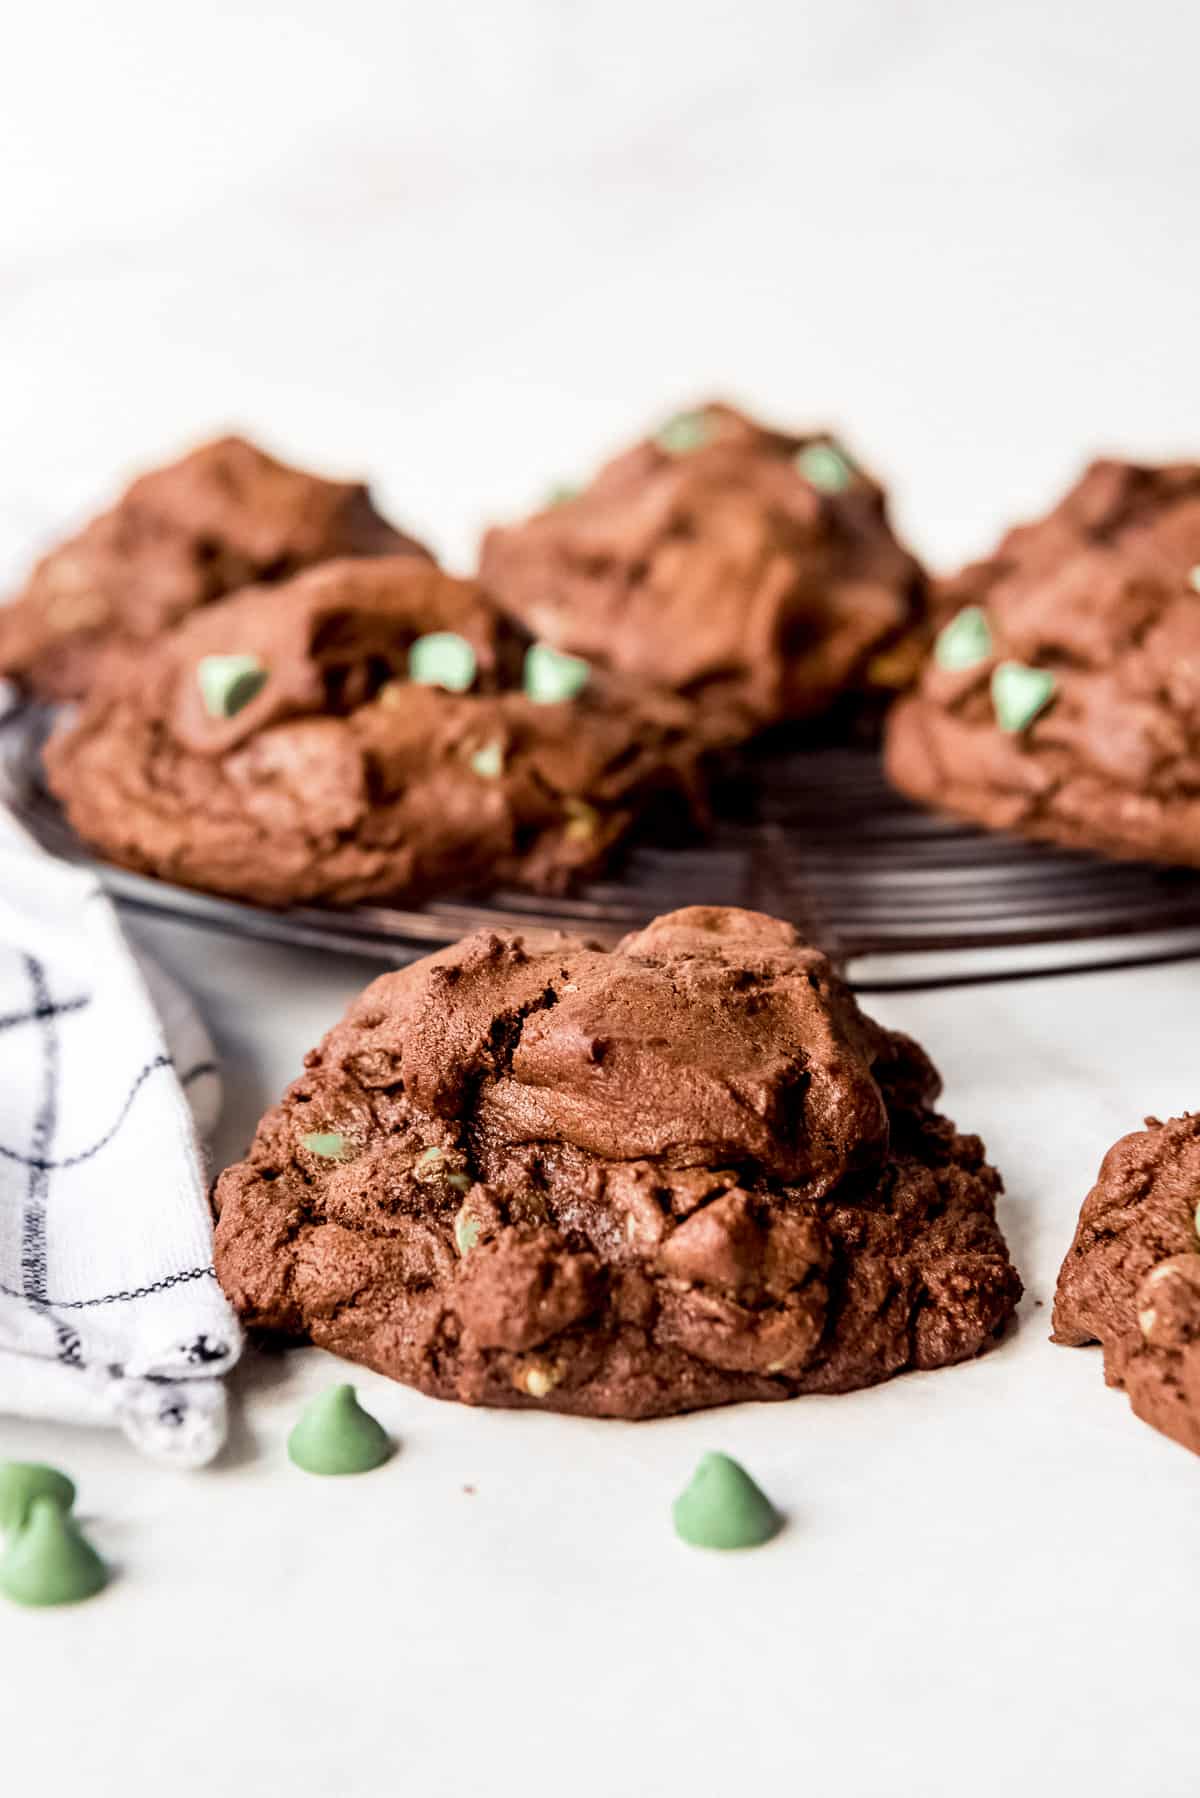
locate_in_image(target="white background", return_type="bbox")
[3,3,1200,1792]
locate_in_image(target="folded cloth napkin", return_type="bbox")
[0,801,241,1466]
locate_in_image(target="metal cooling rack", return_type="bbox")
[6,699,1200,990]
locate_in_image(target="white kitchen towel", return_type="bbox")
[0,809,242,1466]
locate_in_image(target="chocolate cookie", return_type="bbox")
[479,402,926,741]
[44,557,704,909]
[886,458,1200,865]
[1053,1112,1200,1456]
[0,435,428,700]
[213,906,1021,1418]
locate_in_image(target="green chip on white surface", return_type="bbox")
[0,1462,76,1535]
[0,1497,107,1606]
[672,1452,782,1551]
[287,1385,391,1477]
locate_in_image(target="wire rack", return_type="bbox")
[6,701,1200,990]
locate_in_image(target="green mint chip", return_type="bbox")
[934,605,993,672]
[655,410,713,455]
[197,654,268,719]
[672,1452,783,1551]
[524,641,590,704]
[301,1131,350,1160]
[415,1146,470,1190]
[408,632,478,693]
[0,1462,76,1535]
[469,739,505,779]
[795,441,854,493]
[0,1497,107,1606]
[545,483,580,507]
[454,1205,481,1256]
[287,1384,392,1477]
[991,661,1057,733]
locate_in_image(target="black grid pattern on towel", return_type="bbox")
[17,955,82,1364]
[2,966,220,1330]
[0,994,86,1035]
[0,1055,217,1171]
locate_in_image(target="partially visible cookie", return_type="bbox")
[1053,1112,1200,1456]
[0,435,429,699]
[213,905,1021,1418]
[44,557,705,909]
[886,458,1200,866]
[479,401,926,741]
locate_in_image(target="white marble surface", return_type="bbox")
[4,2,1200,1792]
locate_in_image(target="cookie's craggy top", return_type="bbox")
[0,434,427,699]
[1053,1112,1200,1456]
[479,402,926,739]
[44,558,704,909]
[886,459,1200,866]
[213,907,1021,1418]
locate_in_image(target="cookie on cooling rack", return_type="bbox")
[212,904,1021,1418]
[1054,1112,1200,1456]
[0,435,428,701]
[43,556,705,909]
[479,401,926,742]
[886,458,1200,866]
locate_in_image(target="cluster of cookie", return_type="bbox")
[0,436,705,908]
[6,408,1196,906]
[0,407,910,910]
[210,897,1200,1460]
[6,416,1198,1457]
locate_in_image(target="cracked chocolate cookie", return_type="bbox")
[44,557,704,909]
[0,434,428,700]
[886,458,1200,865]
[212,905,1021,1417]
[1053,1111,1200,1456]
[479,402,926,741]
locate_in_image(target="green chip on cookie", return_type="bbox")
[197,654,268,719]
[408,632,478,693]
[795,441,854,493]
[991,661,1057,733]
[935,605,992,672]
[524,642,590,704]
